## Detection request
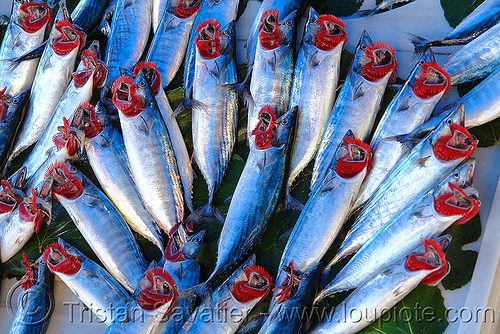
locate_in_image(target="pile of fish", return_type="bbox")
[0,0,497,333]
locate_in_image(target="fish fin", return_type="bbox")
[256,152,267,173]
[178,281,213,306]
[284,194,305,211]
[238,314,269,334]
[171,99,206,122]
[414,155,431,167]
[184,203,224,231]
[208,60,221,79]
[304,45,321,74]
[99,18,112,36]
[174,266,183,281]
[408,33,430,58]
[353,82,366,100]
[220,68,254,108]
[134,115,150,135]
[396,97,411,113]
[0,15,9,25]
[224,194,232,203]
[96,135,111,148]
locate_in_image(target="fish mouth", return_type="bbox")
[133,62,161,95]
[434,182,479,225]
[52,116,85,157]
[315,15,347,51]
[258,9,280,50]
[18,186,52,233]
[137,267,178,311]
[405,238,449,286]
[362,41,398,83]
[273,260,301,304]
[80,102,103,138]
[20,253,38,290]
[433,124,476,162]
[18,3,52,34]
[195,19,221,59]
[112,75,144,117]
[335,135,371,179]
[174,0,201,18]
[251,105,277,149]
[0,87,6,122]
[413,62,450,99]
[0,179,19,215]
[231,266,272,303]
[72,49,108,89]
[42,242,82,275]
[45,162,84,200]
[52,21,83,56]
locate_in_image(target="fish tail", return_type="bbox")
[220,68,254,109]
[284,193,305,211]
[183,203,224,231]
[408,33,430,58]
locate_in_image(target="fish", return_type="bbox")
[331,104,477,265]
[112,71,184,235]
[178,255,272,334]
[0,168,26,225]
[8,4,86,163]
[102,0,153,94]
[316,172,478,300]
[42,239,130,325]
[187,19,238,221]
[182,0,239,102]
[8,42,106,175]
[352,52,451,212]
[311,31,397,192]
[0,176,53,263]
[247,8,296,143]
[354,0,420,17]
[310,237,450,334]
[146,0,201,88]
[0,1,52,97]
[45,161,147,293]
[285,9,347,209]
[71,0,110,33]
[9,254,54,334]
[105,265,178,334]
[132,62,194,212]
[0,89,30,174]
[268,133,371,313]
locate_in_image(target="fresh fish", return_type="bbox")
[9,255,54,334]
[412,0,500,52]
[8,4,86,162]
[353,52,451,212]
[312,32,397,191]
[0,89,30,174]
[246,0,309,67]
[71,0,110,33]
[10,44,107,175]
[106,266,178,334]
[354,0,419,16]
[204,106,296,285]
[188,19,237,220]
[444,21,500,85]
[0,1,52,97]
[0,177,52,263]
[247,8,296,143]
[311,238,450,334]
[182,0,239,101]
[316,170,478,300]
[45,162,147,292]
[178,255,272,334]
[163,224,205,262]
[112,72,184,234]
[285,9,347,208]
[146,0,200,88]
[42,239,130,325]
[0,168,26,225]
[103,0,152,93]
[83,101,164,251]
[132,62,194,212]
[332,105,477,265]
[269,133,370,312]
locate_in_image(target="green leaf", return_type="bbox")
[311,0,363,18]
[440,0,485,28]
[469,119,500,148]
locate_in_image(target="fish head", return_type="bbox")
[72,47,108,90]
[230,266,272,303]
[220,21,236,55]
[137,267,178,312]
[42,242,82,276]
[80,102,105,139]
[19,253,38,290]
[52,106,87,156]
[436,159,476,196]
[44,162,84,200]
[133,62,162,96]
[360,40,398,84]
[272,106,297,148]
[195,19,222,59]
[171,0,201,18]
[334,131,371,179]
[0,88,29,122]
[405,238,451,286]
[17,2,52,34]
[258,9,280,50]
[181,229,206,259]
[18,177,53,233]
[51,20,85,56]
[413,62,450,99]
[0,179,20,215]
[431,104,477,162]
[112,74,146,117]
[305,8,347,52]
[433,182,479,225]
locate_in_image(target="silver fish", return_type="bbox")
[285,9,347,208]
[0,1,52,97]
[247,9,296,143]
[332,105,476,264]
[0,168,26,225]
[42,239,130,325]
[311,237,450,333]
[317,168,478,300]
[83,102,164,251]
[312,31,397,191]
[147,0,200,88]
[353,51,450,212]
[112,71,184,234]
[47,162,147,293]
[71,0,110,33]
[178,255,272,334]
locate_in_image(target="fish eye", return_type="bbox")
[281,119,288,125]
[12,98,18,104]
[138,81,146,88]
[446,119,452,125]
[285,20,292,26]
[194,238,200,242]
[453,172,460,179]
[64,244,70,250]
[223,29,231,36]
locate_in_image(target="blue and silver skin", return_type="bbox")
[71,0,110,33]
